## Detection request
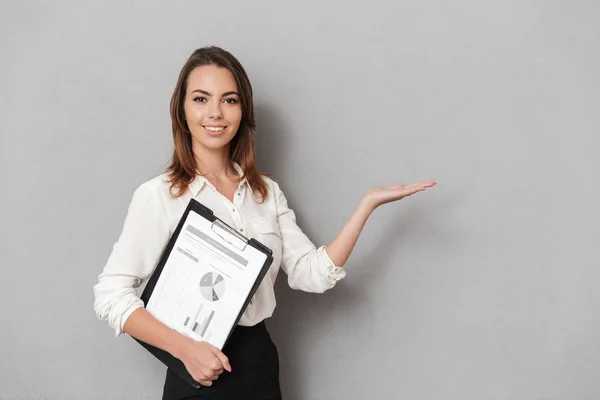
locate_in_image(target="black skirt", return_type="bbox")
[162,321,282,400]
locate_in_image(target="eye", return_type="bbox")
[193,96,207,103]
[224,98,238,104]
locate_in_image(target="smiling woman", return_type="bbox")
[92,46,436,400]
[166,47,268,202]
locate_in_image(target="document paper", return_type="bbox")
[146,211,268,349]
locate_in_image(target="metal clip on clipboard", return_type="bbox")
[210,219,248,252]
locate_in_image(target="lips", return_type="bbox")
[203,125,227,136]
[204,126,225,132]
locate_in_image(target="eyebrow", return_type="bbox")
[190,89,239,97]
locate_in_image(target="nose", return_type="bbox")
[208,100,223,119]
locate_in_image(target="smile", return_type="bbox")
[203,126,226,132]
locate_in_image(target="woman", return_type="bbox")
[93,46,436,399]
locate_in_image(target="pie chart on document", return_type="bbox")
[200,272,226,302]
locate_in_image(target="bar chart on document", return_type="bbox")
[148,246,232,345]
[181,272,227,342]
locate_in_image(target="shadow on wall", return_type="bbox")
[253,101,290,179]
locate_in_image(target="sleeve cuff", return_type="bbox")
[319,246,347,284]
[114,303,144,338]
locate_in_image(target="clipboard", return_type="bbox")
[133,198,274,388]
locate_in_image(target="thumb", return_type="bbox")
[212,348,232,372]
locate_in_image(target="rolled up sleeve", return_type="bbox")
[274,182,346,293]
[93,183,170,337]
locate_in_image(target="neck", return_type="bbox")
[192,145,233,180]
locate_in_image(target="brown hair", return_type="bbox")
[166,46,269,200]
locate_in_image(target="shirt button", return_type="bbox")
[237,192,241,196]
[240,228,244,232]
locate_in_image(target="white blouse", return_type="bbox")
[93,166,347,337]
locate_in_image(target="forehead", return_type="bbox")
[186,65,238,93]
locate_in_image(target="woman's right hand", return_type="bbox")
[120,308,232,387]
[175,337,232,387]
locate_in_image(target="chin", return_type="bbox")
[194,137,235,152]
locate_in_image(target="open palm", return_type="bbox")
[365,180,437,209]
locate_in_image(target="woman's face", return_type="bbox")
[184,65,242,154]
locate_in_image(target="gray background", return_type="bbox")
[1,1,599,399]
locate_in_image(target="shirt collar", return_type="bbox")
[188,162,251,197]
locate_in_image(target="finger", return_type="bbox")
[417,180,437,188]
[396,184,422,193]
[199,380,213,387]
[212,349,232,372]
[402,186,417,193]
[193,372,210,384]
[407,188,427,196]
[203,365,220,378]
[209,356,224,371]
[406,181,437,190]
[206,372,220,381]
[388,184,406,191]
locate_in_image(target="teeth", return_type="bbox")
[205,126,225,132]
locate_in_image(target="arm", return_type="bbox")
[93,183,170,337]
[122,308,231,385]
[93,183,230,386]
[324,181,437,267]
[322,198,373,268]
[123,308,192,360]
[274,183,347,293]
